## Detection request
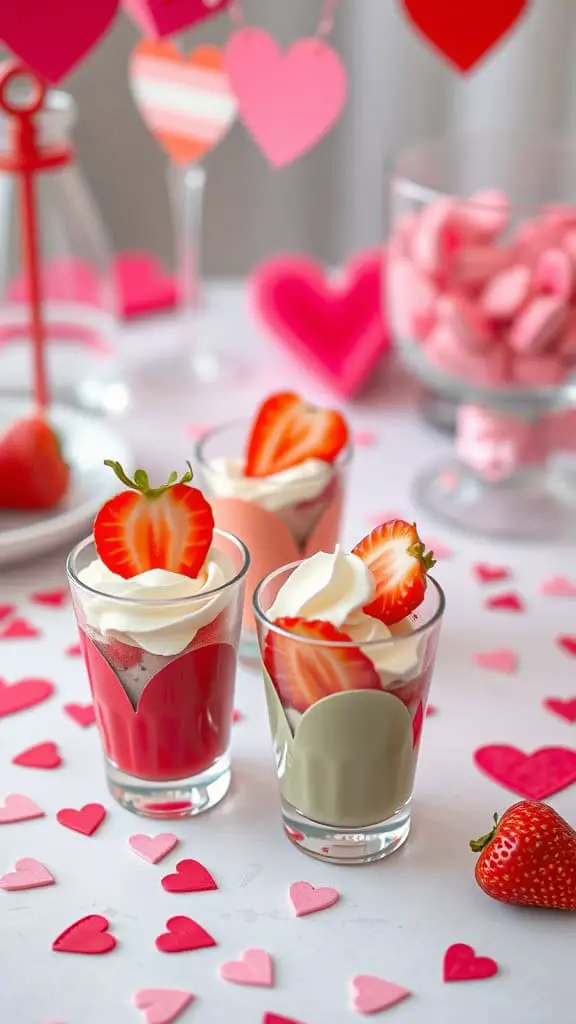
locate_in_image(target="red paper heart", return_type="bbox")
[558,636,576,658]
[0,604,15,621]
[473,563,511,583]
[63,702,96,728]
[161,859,218,894]
[65,642,82,657]
[155,916,217,953]
[56,803,106,836]
[402,0,529,73]
[30,589,68,607]
[543,698,576,724]
[443,943,499,982]
[0,0,120,83]
[263,1015,305,1024]
[123,0,231,40]
[485,592,524,612]
[474,744,576,800]
[52,914,116,954]
[115,252,178,319]
[12,741,62,769]
[0,677,54,717]
[0,618,41,640]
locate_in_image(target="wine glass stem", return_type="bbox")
[167,163,205,315]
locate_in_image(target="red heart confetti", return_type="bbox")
[443,943,499,982]
[474,745,576,800]
[0,793,45,823]
[63,702,96,727]
[474,563,511,583]
[0,603,15,621]
[426,705,438,717]
[12,741,62,769]
[485,592,524,612]
[52,914,116,955]
[64,642,82,657]
[0,617,42,640]
[263,1015,305,1024]
[56,803,106,836]
[30,589,68,607]
[557,636,576,658]
[161,859,218,893]
[155,916,217,953]
[402,0,528,73]
[543,698,576,724]
[0,677,54,717]
[232,708,242,723]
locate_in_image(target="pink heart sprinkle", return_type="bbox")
[485,592,524,612]
[474,649,518,674]
[128,833,178,864]
[0,793,45,824]
[30,588,68,607]
[543,697,576,724]
[0,603,15,621]
[558,636,576,658]
[63,702,96,727]
[0,618,41,639]
[220,948,274,987]
[12,741,62,770]
[132,988,194,1024]
[443,943,499,982]
[288,880,340,917]
[474,563,511,583]
[349,974,411,1014]
[232,709,242,723]
[64,642,82,658]
[0,857,55,890]
[352,430,379,448]
[425,537,452,560]
[540,575,576,598]
[426,704,438,717]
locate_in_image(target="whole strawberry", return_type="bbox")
[0,414,69,510]
[470,801,576,911]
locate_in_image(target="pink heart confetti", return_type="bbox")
[288,881,340,917]
[474,563,511,583]
[0,617,41,640]
[425,537,452,560]
[64,642,82,657]
[232,708,242,723]
[0,677,54,717]
[30,589,68,607]
[0,857,55,891]
[352,430,379,448]
[485,592,525,612]
[426,704,438,717]
[349,975,411,1014]
[474,649,518,674]
[185,422,210,439]
[12,741,62,769]
[540,575,576,598]
[63,702,96,727]
[0,603,15,621]
[129,833,178,864]
[0,793,45,824]
[262,1014,304,1024]
[474,744,576,800]
[543,698,576,724]
[133,988,194,1024]
[220,948,274,987]
[557,636,576,658]
[443,943,499,982]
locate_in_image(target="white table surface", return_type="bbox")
[1,283,575,1024]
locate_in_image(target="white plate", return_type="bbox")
[0,400,133,567]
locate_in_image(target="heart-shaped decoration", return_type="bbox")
[543,698,576,724]
[123,0,230,39]
[65,642,82,657]
[52,914,116,954]
[30,588,68,607]
[443,943,499,982]
[402,0,529,74]
[0,793,45,824]
[0,0,119,83]
[0,857,55,891]
[220,948,274,987]
[474,744,576,800]
[129,833,178,864]
[263,1015,303,1024]
[558,635,576,658]
[540,575,576,598]
[288,880,340,917]
[56,803,106,836]
[63,702,96,727]
[251,250,389,398]
[349,974,411,1013]
[473,563,511,583]
[0,617,41,639]
[129,40,237,166]
[161,858,218,893]
[115,252,178,319]
[155,915,216,953]
[485,592,524,612]
[0,677,54,717]
[0,604,15,621]
[133,988,194,1024]
[474,649,518,674]
[12,741,62,769]
[225,28,347,167]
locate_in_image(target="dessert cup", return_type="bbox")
[67,530,249,818]
[253,562,445,865]
[196,419,351,665]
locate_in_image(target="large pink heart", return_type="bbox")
[251,249,390,398]
[474,744,576,800]
[224,28,347,167]
[0,0,119,83]
[123,0,230,39]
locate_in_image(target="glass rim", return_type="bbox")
[252,563,445,647]
[66,529,250,606]
[194,417,354,474]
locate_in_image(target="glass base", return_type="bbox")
[282,798,411,865]
[413,458,576,542]
[239,630,261,671]
[105,750,231,818]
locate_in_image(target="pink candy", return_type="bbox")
[509,296,567,355]
[438,294,494,351]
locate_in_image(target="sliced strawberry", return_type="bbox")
[94,462,214,579]
[0,414,69,510]
[352,520,436,625]
[101,638,142,671]
[263,617,381,713]
[244,392,349,478]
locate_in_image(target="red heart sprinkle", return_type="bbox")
[63,702,96,727]
[0,618,42,640]
[155,916,217,953]
[485,592,524,612]
[474,563,511,583]
[12,741,62,769]
[65,642,82,658]
[56,803,106,836]
[263,1015,305,1024]
[558,636,576,658]
[0,677,54,717]
[30,589,68,607]
[52,914,116,955]
[543,698,576,724]
[0,604,15,621]
[443,943,499,982]
[161,859,218,893]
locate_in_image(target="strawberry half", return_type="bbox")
[94,461,214,579]
[244,392,349,478]
[352,520,436,625]
[0,414,70,510]
[264,617,382,714]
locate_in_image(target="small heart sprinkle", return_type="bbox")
[56,803,106,836]
[0,603,15,621]
[155,916,217,953]
[443,943,499,982]
[557,636,576,658]
[232,708,242,723]
[161,859,218,893]
[63,702,96,727]
[543,698,576,724]
[485,592,524,612]
[0,793,45,824]
[0,857,55,891]
[0,677,54,717]
[129,833,178,864]
[133,988,194,1024]
[289,880,340,917]
[52,914,116,955]
[349,974,411,1014]
[64,642,82,657]
[0,617,41,639]
[220,948,274,987]
[474,649,518,674]
[30,588,68,607]
[474,564,511,583]
[12,741,62,769]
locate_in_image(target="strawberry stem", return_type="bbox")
[408,525,437,572]
[104,460,193,499]
[469,812,499,853]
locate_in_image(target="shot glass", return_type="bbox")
[195,419,352,665]
[66,530,249,818]
[253,563,445,864]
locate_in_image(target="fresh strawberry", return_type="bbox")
[94,461,214,579]
[0,414,69,510]
[470,801,576,911]
[352,520,436,625]
[101,638,142,672]
[263,617,381,713]
[244,392,349,478]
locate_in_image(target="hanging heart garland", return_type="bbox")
[123,0,232,42]
[401,0,530,74]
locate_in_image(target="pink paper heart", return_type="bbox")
[251,250,389,398]
[220,948,274,987]
[133,988,194,1024]
[155,915,216,953]
[543,698,576,724]
[0,793,45,824]
[30,588,68,607]
[0,617,41,640]
[63,702,96,727]
[425,537,452,560]
[123,0,230,39]
[0,857,54,891]
[0,677,54,717]
[540,575,576,598]
[0,603,15,621]
[443,943,499,982]
[64,642,82,657]
[52,914,116,954]
[225,28,347,167]
[474,744,576,799]
[349,975,411,1014]
[485,592,524,612]
[0,0,119,83]
[288,881,340,917]
[262,1014,304,1024]
[129,833,178,864]
[115,252,178,320]
[474,649,518,674]
[474,563,511,583]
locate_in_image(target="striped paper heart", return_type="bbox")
[129,40,237,165]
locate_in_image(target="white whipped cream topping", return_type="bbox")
[77,547,235,656]
[205,457,333,512]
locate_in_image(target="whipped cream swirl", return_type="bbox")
[77,547,235,656]
[205,457,333,512]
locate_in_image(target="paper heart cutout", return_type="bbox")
[352,430,379,448]
[262,1015,304,1024]
[124,0,230,38]
[0,603,15,621]
[558,635,576,658]
[56,803,106,836]
[474,744,576,800]
[251,250,389,398]
[0,793,45,823]
[485,592,524,612]
[225,28,347,167]
[474,563,511,583]
[540,575,576,598]
[63,702,96,727]
[52,914,116,954]
[30,588,68,607]
[133,988,194,1024]
[289,881,340,917]
[474,649,518,674]
[12,741,62,769]
[116,252,178,319]
[349,974,411,1013]
[130,40,237,166]
[129,833,178,864]
[0,617,41,639]
[0,677,54,717]
[0,857,55,891]
[426,704,438,717]
[543,698,576,724]
[156,915,217,953]
[443,943,499,982]
[0,0,119,83]
[161,858,218,893]
[425,537,452,560]
[220,948,274,987]
[402,0,528,73]
[232,708,242,723]
[65,642,82,657]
